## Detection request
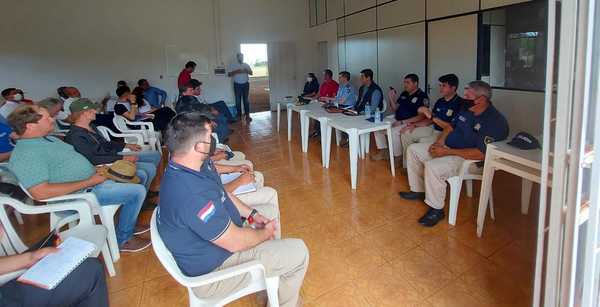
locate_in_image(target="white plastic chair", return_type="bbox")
[0,196,114,284]
[16,183,122,264]
[150,209,279,307]
[446,159,495,226]
[113,115,161,151]
[0,163,24,225]
[96,126,155,152]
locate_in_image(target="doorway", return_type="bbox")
[240,43,270,113]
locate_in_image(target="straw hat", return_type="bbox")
[99,160,141,184]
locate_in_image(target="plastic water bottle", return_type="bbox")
[374,109,381,123]
[364,104,371,117]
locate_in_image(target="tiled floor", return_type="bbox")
[14,111,537,306]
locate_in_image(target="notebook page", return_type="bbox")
[220,173,257,195]
[18,237,96,289]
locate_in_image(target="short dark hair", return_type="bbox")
[324,69,333,78]
[360,69,374,80]
[56,86,69,99]
[2,88,17,98]
[116,85,131,97]
[404,74,419,84]
[137,79,148,86]
[179,79,202,93]
[339,71,351,81]
[165,112,212,155]
[185,61,197,69]
[117,80,128,87]
[8,105,42,136]
[438,74,459,89]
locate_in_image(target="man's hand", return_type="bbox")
[252,213,270,226]
[28,247,58,266]
[261,219,277,240]
[400,124,415,134]
[429,143,449,158]
[392,120,404,128]
[211,150,227,161]
[237,164,252,173]
[419,106,432,119]
[123,155,138,162]
[125,144,142,151]
[88,167,108,185]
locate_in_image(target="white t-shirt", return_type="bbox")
[228,62,251,84]
[0,101,20,118]
[105,97,118,113]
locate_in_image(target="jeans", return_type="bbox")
[135,162,156,189]
[233,82,250,116]
[214,113,231,142]
[0,258,108,307]
[92,180,146,245]
[137,150,161,166]
[210,100,235,121]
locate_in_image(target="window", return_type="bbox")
[478,1,548,91]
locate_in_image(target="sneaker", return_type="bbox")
[120,237,151,253]
[370,149,389,161]
[134,224,150,235]
[398,191,426,200]
[418,208,445,227]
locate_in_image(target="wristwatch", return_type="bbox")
[248,209,258,219]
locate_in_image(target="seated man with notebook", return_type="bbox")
[158,112,308,307]
[7,105,151,252]
[0,245,108,307]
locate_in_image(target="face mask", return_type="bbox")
[307,77,313,82]
[12,93,23,102]
[463,99,475,107]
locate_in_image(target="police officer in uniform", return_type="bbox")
[399,81,509,227]
[398,74,463,167]
[373,74,428,164]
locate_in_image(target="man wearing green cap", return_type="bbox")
[64,98,161,191]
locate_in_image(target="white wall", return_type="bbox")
[0,0,314,109]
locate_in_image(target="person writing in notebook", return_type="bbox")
[0,229,109,307]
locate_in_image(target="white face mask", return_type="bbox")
[307,77,313,82]
[12,93,23,102]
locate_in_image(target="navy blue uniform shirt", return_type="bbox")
[431,95,463,131]
[395,88,429,121]
[445,104,509,154]
[157,159,243,276]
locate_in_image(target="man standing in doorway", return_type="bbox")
[228,53,253,122]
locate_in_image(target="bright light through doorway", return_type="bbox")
[240,43,270,112]
[240,44,269,77]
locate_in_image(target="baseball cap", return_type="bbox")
[69,98,100,113]
[507,132,541,150]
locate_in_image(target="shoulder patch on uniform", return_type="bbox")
[459,115,466,122]
[197,201,216,223]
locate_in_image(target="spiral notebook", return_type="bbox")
[18,237,96,290]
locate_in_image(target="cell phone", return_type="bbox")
[389,87,395,91]
[25,231,61,252]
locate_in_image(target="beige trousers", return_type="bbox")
[399,127,440,167]
[406,142,465,210]
[192,239,309,307]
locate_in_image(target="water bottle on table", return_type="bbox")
[374,109,381,123]
[364,104,371,117]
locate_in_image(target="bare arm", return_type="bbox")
[212,220,276,252]
[0,248,57,275]
[27,172,105,200]
[227,192,253,218]
[402,114,426,124]
[412,118,433,128]
[432,118,452,130]
[0,152,11,162]
[387,91,398,111]
[446,148,485,160]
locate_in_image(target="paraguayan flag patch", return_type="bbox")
[197,201,216,223]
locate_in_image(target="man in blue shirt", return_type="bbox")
[320,71,358,108]
[398,74,463,167]
[373,74,428,164]
[138,79,168,108]
[158,112,308,307]
[354,69,383,113]
[400,81,509,227]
